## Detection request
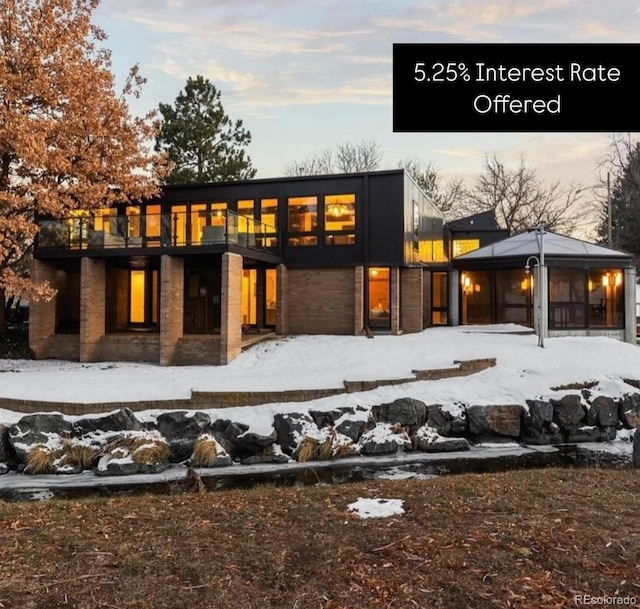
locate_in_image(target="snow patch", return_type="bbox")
[347,497,405,519]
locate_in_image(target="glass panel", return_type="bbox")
[288,196,317,241]
[288,235,317,246]
[171,205,187,246]
[549,268,587,329]
[265,269,277,326]
[93,208,117,232]
[54,269,80,333]
[495,269,532,326]
[325,234,355,245]
[145,205,161,244]
[183,270,221,334]
[242,269,257,326]
[461,270,491,324]
[588,270,624,328]
[152,270,159,325]
[431,271,448,326]
[237,199,254,220]
[191,203,207,245]
[130,270,145,324]
[453,239,480,257]
[368,267,390,329]
[325,194,355,234]
[127,207,141,241]
[261,198,278,230]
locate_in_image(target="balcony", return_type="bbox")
[37,210,280,255]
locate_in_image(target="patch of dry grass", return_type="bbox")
[0,469,639,609]
[191,435,221,467]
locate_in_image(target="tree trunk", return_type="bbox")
[633,429,640,469]
[0,287,6,335]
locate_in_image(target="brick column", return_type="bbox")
[276,264,288,335]
[221,253,243,365]
[160,255,184,366]
[79,257,105,362]
[401,267,423,334]
[354,266,364,335]
[390,266,401,335]
[29,259,57,359]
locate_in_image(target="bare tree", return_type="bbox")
[398,157,464,217]
[462,155,583,235]
[283,140,382,176]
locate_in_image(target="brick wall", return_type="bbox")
[354,266,364,334]
[276,264,288,335]
[174,335,222,365]
[160,255,184,366]
[423,270,432,328]
[286,268,357,335]
[29,260,57,358]
[401,267,423,333]
[390,266,401,335]
[99,333,160,363]
[79,258,106,362]
[220,252,243,364]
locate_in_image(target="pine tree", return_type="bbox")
[156,76,256,184]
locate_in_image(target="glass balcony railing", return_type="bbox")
[37,210,280,253]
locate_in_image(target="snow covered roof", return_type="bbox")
[454,229,632,261]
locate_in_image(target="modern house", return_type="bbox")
[29,169,637,366]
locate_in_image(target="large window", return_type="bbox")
[368,267,390,329]
[265,268,277,326]
[288,196,317,246]
[54,268,81,333]
[431,272,448,325]
[453,239,480,257]
[106,267,159,331]
[325,194,356,245]
[261,198,278,248]
[548,268,587,329]
[588,269,624,328]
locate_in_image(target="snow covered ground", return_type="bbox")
[0,325,639,434]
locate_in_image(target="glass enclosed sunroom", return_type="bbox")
[453,229,637,343]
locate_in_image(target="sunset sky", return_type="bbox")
[94,0,639,197]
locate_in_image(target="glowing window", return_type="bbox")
[130,270,145,324]
[453,239,480,257]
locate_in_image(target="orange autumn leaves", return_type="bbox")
[0,0,168,299]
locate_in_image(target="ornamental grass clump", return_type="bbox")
[191,435,227,468]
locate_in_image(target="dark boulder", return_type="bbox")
[551,395,586,431]
[372,398,427,431]
[0,424,14,464]
[0,463,7,475]
[521,400,562,445]
[601,426,617,442]
[619,393,640,428]
[358,425,412,456]
[334,412,376,443]
[587,396,619,427]
[156,411,211,462]
[310,407,356,429]
[467,405,523,438]
[566,426,601,443]
[413,426,470,453]
[73,408,142,437]
[240,446,290,465]
[273,413,317,455]
[633,430,640,468]
[8,414,73,461]
[213,420,276,459]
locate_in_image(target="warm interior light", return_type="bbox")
[602,273,609,287]
[520,278,528,293]
[615,272,622,287]
[327,203,351,218]
[370,269,378,277]
[588,280,593,292]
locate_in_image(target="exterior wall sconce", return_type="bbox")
[520,278,529,293]
[615,272,622,287]
[602,273,609,287]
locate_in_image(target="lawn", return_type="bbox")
[0,468,639,609]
